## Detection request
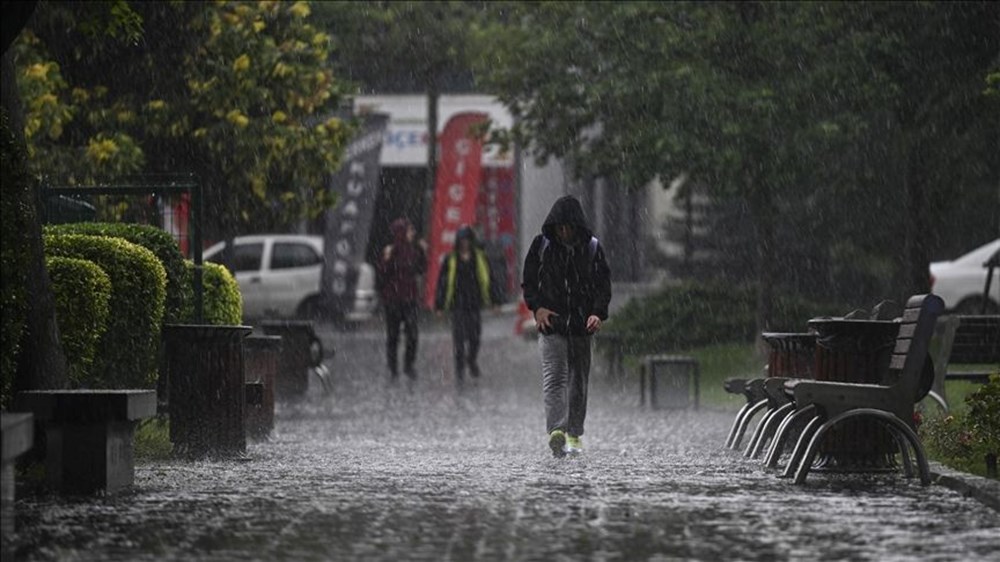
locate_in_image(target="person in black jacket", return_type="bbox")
[521,195,612,457]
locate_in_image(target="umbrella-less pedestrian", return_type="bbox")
[521,196,612,457]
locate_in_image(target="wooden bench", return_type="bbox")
[929,315,1000,411]
[13,390,156,494]
[775,294,943,485]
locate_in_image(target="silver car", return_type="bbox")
[203,234,377,322]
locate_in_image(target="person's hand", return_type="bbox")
[535,307,557,332]
[586,315,602,334]
[418,239,428,251]
[382,246,393,261]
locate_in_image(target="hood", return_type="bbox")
[455,225,477,245]
[541,196,592,243]
[390,217,411,244]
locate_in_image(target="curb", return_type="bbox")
[929,461,1000,512]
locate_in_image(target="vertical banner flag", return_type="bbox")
[477,166,518,299]
[322,113,390,316]
[424,112,489,309]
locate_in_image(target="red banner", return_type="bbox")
[424,112,489,309]
[477,166,518,298]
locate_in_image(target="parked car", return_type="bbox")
[929,238,1000,314]
[203,234,377,322]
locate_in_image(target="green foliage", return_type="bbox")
[44,234,166,388]
[967,374,1000,455]
[16,0,352,233]
[46,222,188,322]
[181,260,243,326]
[602,282,840,357]
[0,110,32,409]
[46,257,112,386]
[920,376,1000,478]
[135,415,173,460]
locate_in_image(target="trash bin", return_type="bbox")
[260,320,320,401]
[163,324,252,458]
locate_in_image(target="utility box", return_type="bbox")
[640,355,700,410]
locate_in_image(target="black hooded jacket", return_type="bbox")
[521,196,612,336]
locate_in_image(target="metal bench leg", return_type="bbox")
[781,415,822,478]
[751,402,794,460]
[766,404,816,469]
[744,407,778,458]
[730,399,768,450]
[725,400,753,448]
[891,430,915,478]
[926,390,949,413]
[792,409,931,486]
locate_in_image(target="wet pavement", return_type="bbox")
[8,313,1000,561]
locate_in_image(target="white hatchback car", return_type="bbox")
[929,238,1000,314]
[203,234,377,322]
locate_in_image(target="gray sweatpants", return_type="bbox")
[539,333,592,436]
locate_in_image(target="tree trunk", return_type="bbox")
[751,182,776,359]
[423,82,439,235]
[1,49,68,393]
[903,139,932,300]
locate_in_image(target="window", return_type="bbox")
[232,243,264,272]
[271,242,321,270]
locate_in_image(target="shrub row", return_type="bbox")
[601,281,841,357]
[47,257,112,386]
[46,222,188,323]
[45,234,166,388]
[180,260,243,326]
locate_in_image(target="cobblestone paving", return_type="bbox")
[9,314,1000,561]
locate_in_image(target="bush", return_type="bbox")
[47,257,112,387]
[46,222,188,323]
[44,234,166,388]
[180,260,243,325]
[0,111,32,409]
[968,374,1000,456]
[920,376,1000,479]
[601,281,841,356]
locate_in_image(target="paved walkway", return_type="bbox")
[8,313,1000,561]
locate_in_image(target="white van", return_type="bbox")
[203,234,377,322]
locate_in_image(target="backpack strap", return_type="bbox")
[538,235,598,266]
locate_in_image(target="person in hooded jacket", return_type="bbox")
[379,217,427,379]
[522,195,612,457]
[434,225,500,384]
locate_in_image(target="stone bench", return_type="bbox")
[2,413,34,538]
[13,390,156,495]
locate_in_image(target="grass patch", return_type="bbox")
[135,415,173,460]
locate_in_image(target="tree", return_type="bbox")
[472,2,1000,336]
[16,0,353,237]
[312,1,481,227]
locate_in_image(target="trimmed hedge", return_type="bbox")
[1,110,32,409]
[44,234,166,388]
[601,282,841,356]
[181,260,243,325]
[46,222,188,323]
[47,257,112,387]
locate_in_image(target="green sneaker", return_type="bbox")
[548,430,567,458]
[566,435,583,455]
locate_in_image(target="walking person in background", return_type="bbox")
[434,225,499,386]
[378,217,427,380]
[522,196,611,457]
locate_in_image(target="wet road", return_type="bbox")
[9,313,1000,561]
